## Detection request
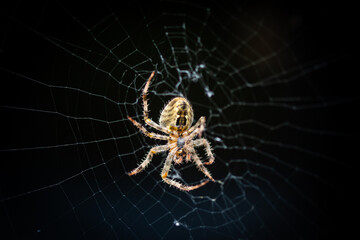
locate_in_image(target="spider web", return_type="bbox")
[0,1,359,239]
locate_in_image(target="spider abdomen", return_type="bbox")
[159,97,194,131]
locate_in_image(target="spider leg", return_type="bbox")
[142,71,169,134]
[193,138,215,165]
[128,116,169,141]
[128,145,168,176]
[174,156,183,164]
[191,149,215,182]
[161,152,209,191]
[187,116,206,139]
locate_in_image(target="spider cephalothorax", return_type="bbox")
[127,71,215,191]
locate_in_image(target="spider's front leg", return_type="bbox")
[128,145,168,176]
[193,138,215,165]
[190,149,215,182]
[161,151,209,191]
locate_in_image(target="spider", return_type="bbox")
[127,71,215,191]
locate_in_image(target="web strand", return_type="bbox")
[0,1,357,240]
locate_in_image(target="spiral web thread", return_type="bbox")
[0,1,357,239]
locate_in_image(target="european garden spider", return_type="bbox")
[127,71,215,191]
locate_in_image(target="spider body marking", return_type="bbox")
[127,71,215,191]
[160,97,193,128]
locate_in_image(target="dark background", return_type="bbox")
[1,1,359,239]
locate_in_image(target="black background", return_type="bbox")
[1,1,359,239]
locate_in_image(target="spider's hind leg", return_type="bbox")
[141,71,169,134]
[127,116,169,141]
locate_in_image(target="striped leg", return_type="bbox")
[187,116,206,139]
[192,149,215,182]
[128,145,168,176]
[128,116,169,141]
[142,71,169,134]
[193,138,215,165]
[161,152,209,191]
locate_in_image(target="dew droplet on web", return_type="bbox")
[205,86,214,98]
